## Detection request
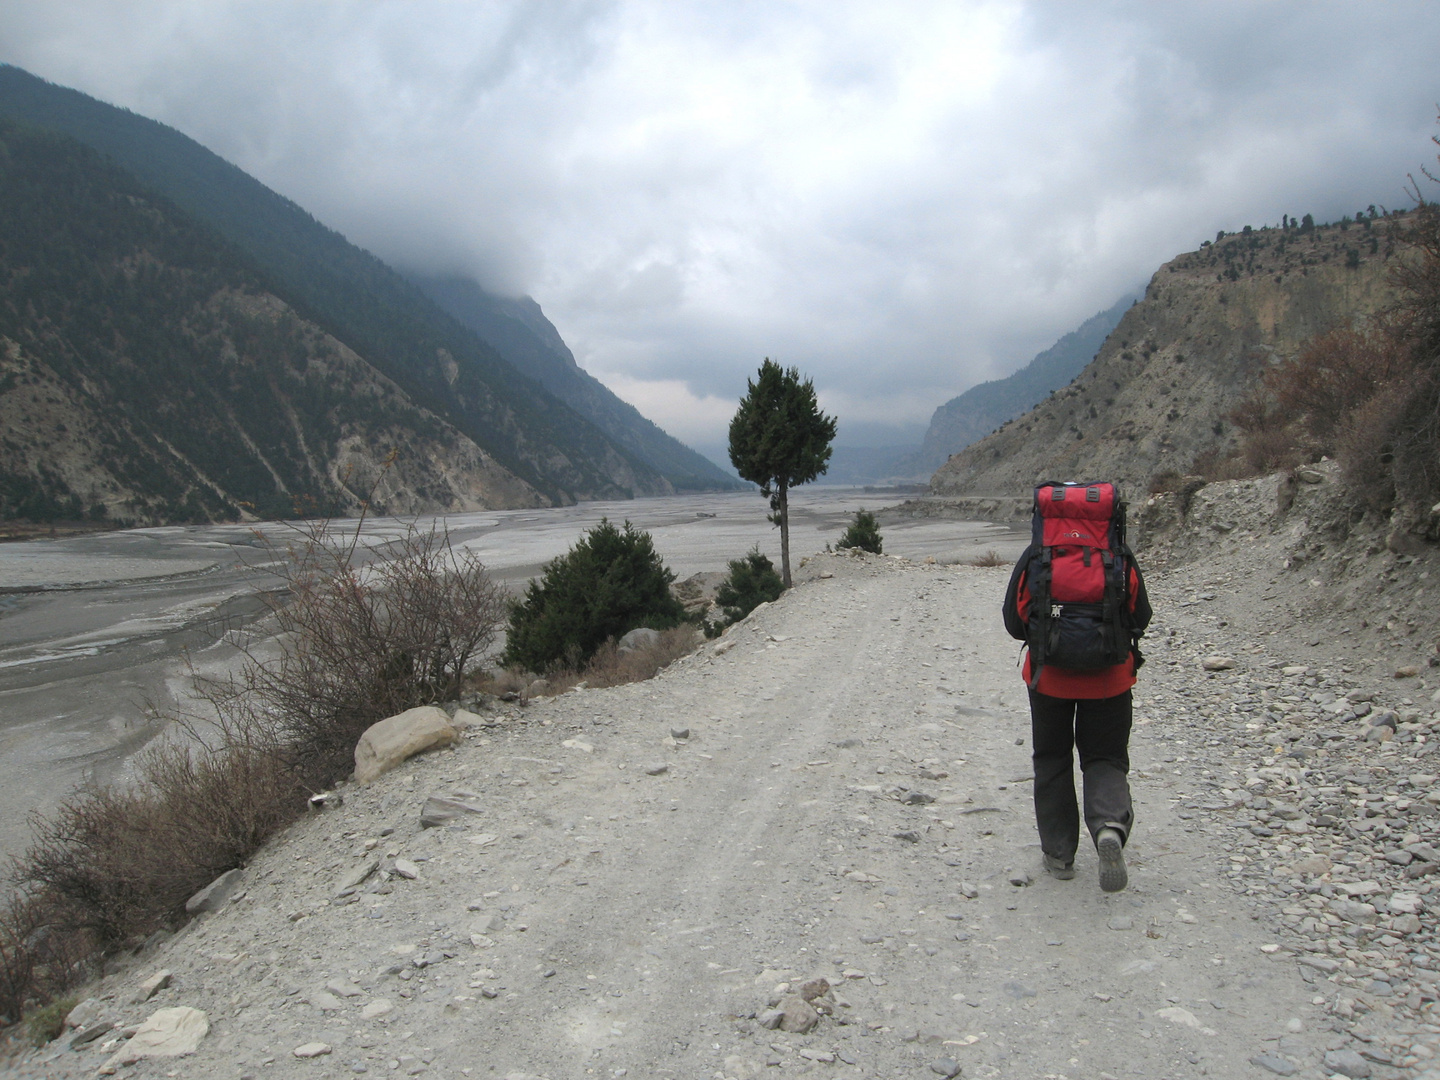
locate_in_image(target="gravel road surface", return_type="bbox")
[21,546,1417,1080]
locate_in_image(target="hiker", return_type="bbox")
[1001,482,1152,892]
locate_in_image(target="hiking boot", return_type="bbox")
[1096,828,1127,892]
[1043,853,1075,880]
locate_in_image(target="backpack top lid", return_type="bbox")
[1032,482,1118,549]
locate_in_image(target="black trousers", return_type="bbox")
[1028,688,1133,863]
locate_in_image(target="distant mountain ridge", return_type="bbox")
[904,292,1138,475]
[410,276,738,491]
[0,64,734,512]
[0,118,539,523]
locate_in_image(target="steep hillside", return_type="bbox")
[0,65,671,506]
[906,292,1138,474]
[931,215,1411,498]
[0,120,539,523]
[411,275,740,490]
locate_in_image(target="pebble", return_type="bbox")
[644,763,669,776]
[131,970,171,1004]
[1250,1051,1299,1075]
[1323,1048,1372,1077]
[393,859,420,880]
[293,1042,333,1059]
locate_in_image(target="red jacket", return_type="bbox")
[1004,554,1149,699]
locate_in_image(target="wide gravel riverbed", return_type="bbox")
[0,489,1016,863]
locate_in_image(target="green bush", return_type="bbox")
[714,547,784,625]
[502,519,686,672]
[26,996,75,1047]
[836,509,883,554]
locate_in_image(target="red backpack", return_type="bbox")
[1010,481,1142,688]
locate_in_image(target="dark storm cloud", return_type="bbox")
[1,2,1437,448]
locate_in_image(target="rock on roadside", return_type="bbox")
[353,706,457,784]
[98,1006,208,1074]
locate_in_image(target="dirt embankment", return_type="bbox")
[10,481,1440,1080]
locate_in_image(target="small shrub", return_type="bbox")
[836,509,883,554]
[0,897,81,1028]
[967,548,1007,567]
[1148,469,1183,494]
[714,547,784,624]
[503,519,686,673]
[1338,381,1412,514]
[25,995,75,1047]
[472,667,528,698]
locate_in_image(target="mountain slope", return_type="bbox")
[930,216,1410,498]
[907,292,1138,474]
[0,65,670,505]
[0,118,541,523]
[410,275,739,490]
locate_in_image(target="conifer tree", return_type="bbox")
[727,360,836,588]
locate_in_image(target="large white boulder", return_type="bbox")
[353,706,458,784]
[99,1006,208,1073]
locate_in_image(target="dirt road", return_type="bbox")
[18,547,1365,1080]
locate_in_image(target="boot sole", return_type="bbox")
[1097,831,1127,892]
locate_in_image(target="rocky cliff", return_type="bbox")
[930,215,1411,499]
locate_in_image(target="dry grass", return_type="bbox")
[480,625,703,699]
[967,548,1008,567]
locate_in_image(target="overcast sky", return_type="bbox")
[3,2,1438,457]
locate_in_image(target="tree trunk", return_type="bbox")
[778,483,791,589]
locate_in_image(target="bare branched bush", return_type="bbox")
[1351,193,1440,516]
[5,512,508,1016]
[222,522,508,787]
[1337,382,1411,514]
[1270,324,1406,445]
[0,896,82,1026]
[1223,392,1307,477]
[18,739,302,949]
